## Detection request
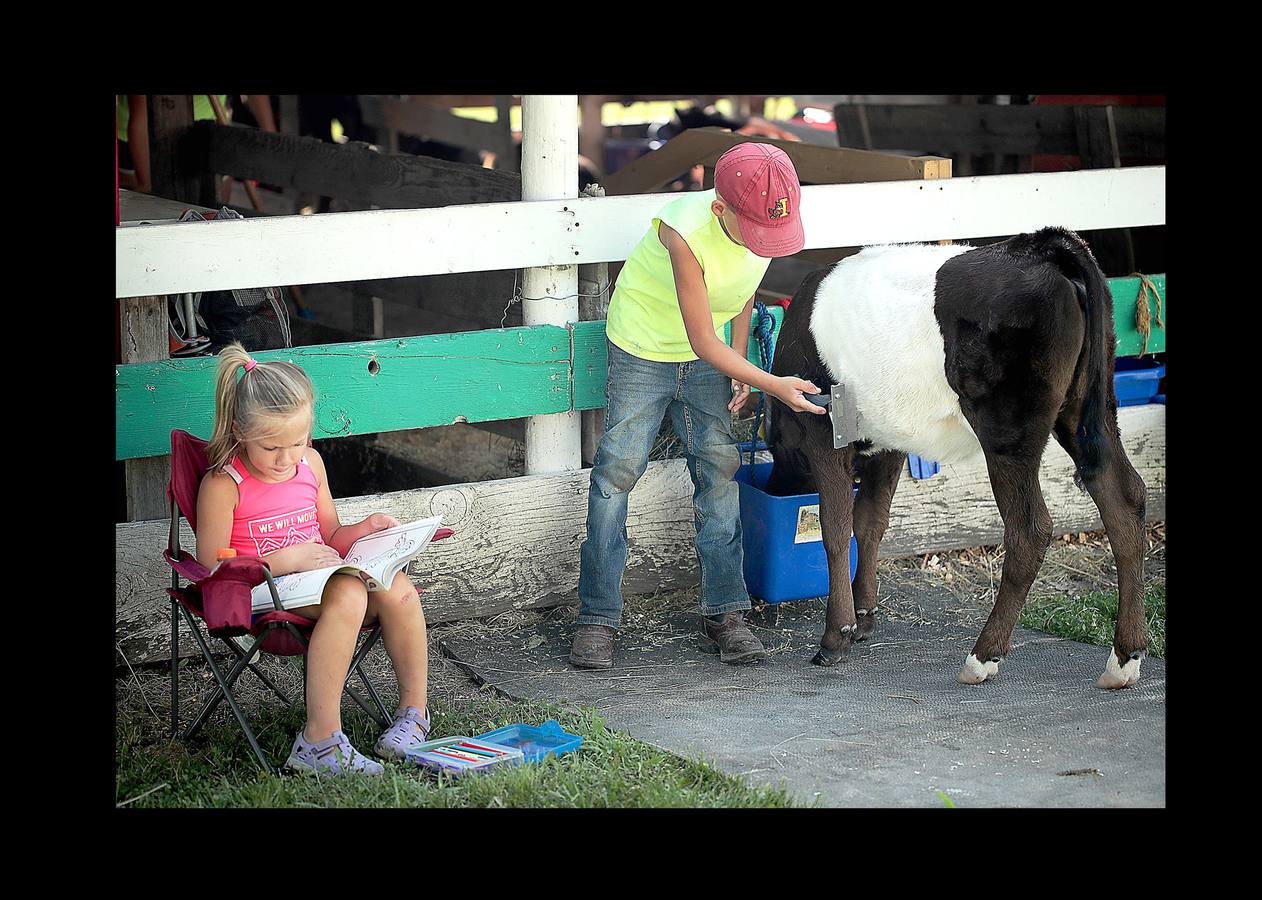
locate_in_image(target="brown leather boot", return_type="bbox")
[570,624,616,669]
[699,612,767,665]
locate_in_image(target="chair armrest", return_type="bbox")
[164,549,211,583]
[193,555,275,635]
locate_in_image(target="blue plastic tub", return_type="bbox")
[1114,358,1166,407]
[474,720,584,763]
[734,461,857,604]
[908,454,940,480]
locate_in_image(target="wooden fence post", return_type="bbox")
[496,95,517,171]
[124,95,202,521]
[520,95,581,475]
[147,95,217,208]
[578,183,610,466]
[121,296,171,520]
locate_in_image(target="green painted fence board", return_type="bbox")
[1110,274,1166,357]
[572,306,783,409]
[116,328,572,460]
[116,275,1167,461]
[572,320,608,412]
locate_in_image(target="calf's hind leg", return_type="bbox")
[1053,417,1149,689]
[959,451,1053,684]
[804,435,859,666]
[851,451,906,641]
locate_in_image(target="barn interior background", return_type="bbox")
[115,93,1165,665]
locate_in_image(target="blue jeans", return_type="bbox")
[577,340,749,628]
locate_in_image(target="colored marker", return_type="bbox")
[428,749,476,765]
[456,742,500,757]
[431,747,486,763]
[463,741,511,756]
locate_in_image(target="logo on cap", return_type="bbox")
[768,198,789,220]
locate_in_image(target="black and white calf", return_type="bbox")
[766,227,1148,689]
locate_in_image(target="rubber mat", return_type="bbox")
[439,595,1165,807]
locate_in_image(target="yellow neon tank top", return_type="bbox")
[605,189,771,362]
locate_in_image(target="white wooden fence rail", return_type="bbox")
[116,166,1165,299]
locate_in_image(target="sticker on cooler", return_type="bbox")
[794,504,823,544]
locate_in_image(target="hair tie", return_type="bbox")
[243,357,257,372]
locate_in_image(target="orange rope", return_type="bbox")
[1130,273,1164,357]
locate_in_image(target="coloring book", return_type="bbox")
[249,516,444,613]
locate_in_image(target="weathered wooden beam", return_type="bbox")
[833,103,1166,158]
[879,403,1165,557]
[603,127,949,195]
[116,404,1165,666]
[198,122,521,209]
[375,96,514,161]
[117,458,702,665]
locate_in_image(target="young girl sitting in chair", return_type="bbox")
[195,342,431,775]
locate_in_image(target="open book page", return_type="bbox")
[342,515,444,586]
[248,516,445,613]
[249,564,356,613]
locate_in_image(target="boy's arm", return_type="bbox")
[309,449,398,557]
[728,296,755,412]
[730,295,753,361]
[660,223,825,414]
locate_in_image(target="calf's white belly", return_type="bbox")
[809,243,984,464]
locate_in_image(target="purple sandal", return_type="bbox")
[375,706,432,759]
[285,729,385,776]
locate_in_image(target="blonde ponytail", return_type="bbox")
[205,342,315,470]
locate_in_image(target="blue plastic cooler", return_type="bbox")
[735,461,857,604]
[1114,358,1165,407]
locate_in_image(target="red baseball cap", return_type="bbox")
[714,143,805,258]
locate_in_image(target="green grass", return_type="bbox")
[1020,584,1165,659]
[115,690,803,809]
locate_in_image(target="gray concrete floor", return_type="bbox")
[438,579,1165,808]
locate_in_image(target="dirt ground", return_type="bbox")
[116,522,1166,730]
[873,520,1166,632]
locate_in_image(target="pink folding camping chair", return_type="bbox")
[162,429,454,773]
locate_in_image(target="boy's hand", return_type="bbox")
[366,513,400,533]
[728,379,752,412]
[773,376,827,414]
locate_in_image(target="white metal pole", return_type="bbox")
[521,95,581,474]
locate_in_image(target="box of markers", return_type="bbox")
[404,736,525,775]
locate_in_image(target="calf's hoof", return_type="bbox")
[812,626,853,666]
[853,608,876,642]
[1096,648,1143,690]
[957,653,1001,685]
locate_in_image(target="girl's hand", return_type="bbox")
[366,513,400,533]
[268,542,344,575]
[772,376,827,414]
[728,379,752,412]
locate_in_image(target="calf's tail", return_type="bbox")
[1041,228,1118,485]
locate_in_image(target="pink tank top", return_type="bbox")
[222,455,326,557]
